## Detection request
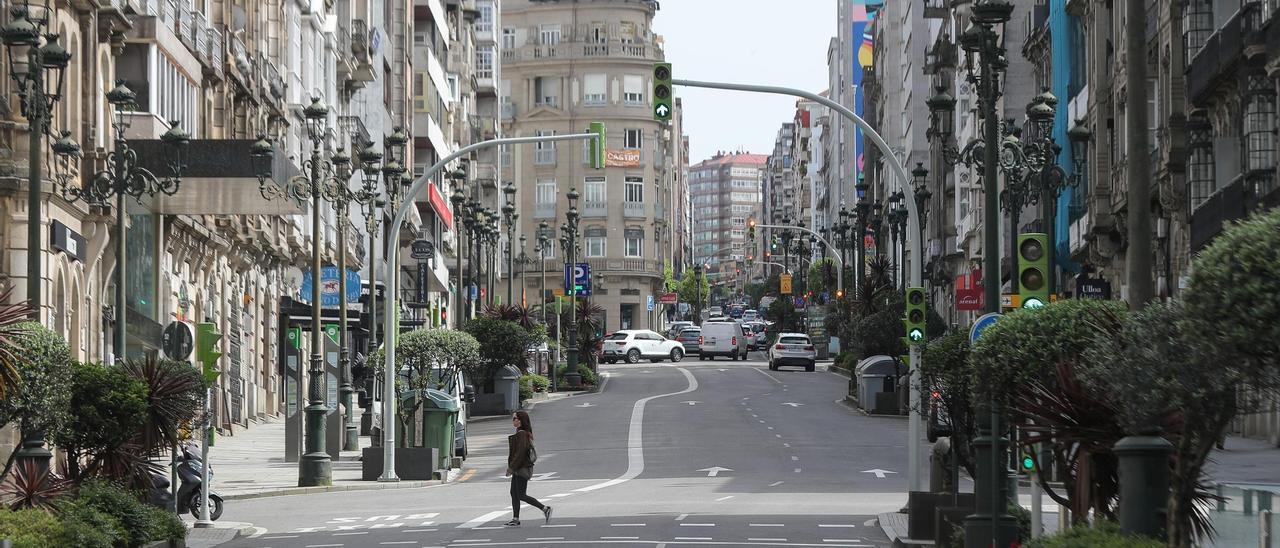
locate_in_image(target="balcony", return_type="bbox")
[535,203,556,219]
[923,0,948,18]
[473,162,498,189]
[1191,172,1280,251]
[500,101,516,121]
[1187,2,1261,107]
[204,26,224,80]
[582,201,608,217]
[623,202,646,218]
[534,149,557,166]
[352,19,371,62]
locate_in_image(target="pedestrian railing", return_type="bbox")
[1203,483,1278,547]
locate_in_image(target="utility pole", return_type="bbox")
[1126,0,1153,308]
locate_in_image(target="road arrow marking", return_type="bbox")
[782,402,804,407]
[575,402,594,408]
[697,466,733,477]
[860,468,897,478]
[718,368,728,372]
[531,472,559,481]
[682,401,700,405]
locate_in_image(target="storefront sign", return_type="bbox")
[954,272,984,311]
[50,220,86,262]
[659,292,678,304]
[605,149,641,167]
[428,184,453,230]
[299,267,362,308]
[1076,276,1112,300]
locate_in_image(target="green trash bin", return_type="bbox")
[403,388,458,470]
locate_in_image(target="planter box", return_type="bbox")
[907,491,975,540]
[361,446,440,481]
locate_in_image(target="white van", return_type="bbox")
[698,321,749,361]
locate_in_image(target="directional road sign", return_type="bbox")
[563,262,592,296]
[969,312,1002,344]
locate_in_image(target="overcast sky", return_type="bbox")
[653,1,837,164]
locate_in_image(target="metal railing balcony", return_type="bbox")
[582,201,608,217]
[352,19,370,59]
[534,149,557,165]
[534,203,556,218]
[623,202,646,218]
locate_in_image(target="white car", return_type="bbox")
[601,330,686,364]
[769,333,816,372]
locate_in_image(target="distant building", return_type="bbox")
[690,152,768,283]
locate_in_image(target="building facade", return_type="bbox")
[500,0,677,332]
[690,152,766,284]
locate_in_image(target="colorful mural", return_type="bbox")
[850,0,883,183]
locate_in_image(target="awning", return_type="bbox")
[129,139,306,215]
[427,183,453,230]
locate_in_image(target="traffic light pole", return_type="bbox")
[378,131,602,482]
[673,78,925,493]
[752,223,843,296]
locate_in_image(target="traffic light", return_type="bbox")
[904,287,926,344]
[588,121,605,169]
[835,289,844,299]
[653,63,673,121]
[196,322,223,386]
[1017,233,1049,309]
[1020,450,1037,474]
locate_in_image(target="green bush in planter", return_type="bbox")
[72,479,184,547]
[556,364,597,387]
[1023,521,1164,548]
[0,507,66,547]
[54,501,120,548]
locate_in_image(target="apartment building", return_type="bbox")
[690,152,767,281]
[500,0,678,332]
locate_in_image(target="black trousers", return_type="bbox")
[510,474,544,519]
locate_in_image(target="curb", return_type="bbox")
[220,479,442,501]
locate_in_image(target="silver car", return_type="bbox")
[768,333,816,372]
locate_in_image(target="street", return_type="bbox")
[216,354,909,547]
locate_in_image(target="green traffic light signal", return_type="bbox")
[1018,233,1049,309]
[196,322,223,365]
[904,287,927,345]
[1022,454,1035,471]
[653,63,673,121]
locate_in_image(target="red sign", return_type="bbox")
[658,292,678,304]
[955,271,984,311]
[428,183,453,230]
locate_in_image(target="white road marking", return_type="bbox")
[715,495,735,501]
[791,456,799,461]
[782,402,804,407]
[767,426,775,430]
[698,466,733,477]
[768,481,784,487]
[547,493,573,498]
[818,525,858,528]
[472,526,503,530]
[601,537,640,540]
[611,523,647,527]
[775,434,783,438]
[783,443,791,448]
[575,402,595,408]
[246,527,269,538]
[680,523,716,527]
[304,545,342,548]
[454,540,491,543]
[860,468,897,478]
[404,529,438,533]
[541,524,575,528]
[333,531,368,536]
[795,468,802,473]
[754,368,784,384]
[675,537,713,541]
[749,538,788,542]
[380,542,417,545]
[749,523,786,527]
[527,538,564,541]
[758,420,766,423]
[682,401,700,405]
[751,414,757,417]
[262,536,299,540]
[823,540,862,543]
[458,510,509,529]
[676,513,689,521]
[574,367,698,494]
[864,519,879,527]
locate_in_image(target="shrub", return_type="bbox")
[521,374,549,393]
[50,361,149,481]
[54,501,120,548]
[0,322,74,466]
[72,479,183,547]
[0,507,65,548]
[556,364,598,387]
[464,317,543,388]
[1024,521,1164,548]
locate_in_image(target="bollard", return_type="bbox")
[1114,431,1173,539]
[1260,509,1271,548]
[930,437,952,492]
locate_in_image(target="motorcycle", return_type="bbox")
[149,443,224,521]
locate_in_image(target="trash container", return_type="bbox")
[494,365,522,413]
[402,388,458,470]
[855,356,904,414]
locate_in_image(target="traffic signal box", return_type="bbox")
[1017,233,1049,309]
[904,287,926,345]
[653,63,673,121]
[196,322,223,385]
[589,122,605,169]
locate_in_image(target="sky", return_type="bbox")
[653,1,837,164]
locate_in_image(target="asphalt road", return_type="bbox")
[216,352,917,548]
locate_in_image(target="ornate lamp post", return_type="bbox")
[450,186,467,326]
[536,221,551,326]
[2,1,70,321]
[911,162,932,257]
[854,176,872,295]
[502,181,517,306]
[518,234,528,307]
[562,188,582,388]
[250,97,351,487]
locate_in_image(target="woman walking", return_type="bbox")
[506,410,551,526]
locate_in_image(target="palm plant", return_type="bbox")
[483,303,539,330]
[0,459,69,511]
[0,286,34,399]
[119,356,204,456]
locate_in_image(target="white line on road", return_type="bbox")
[262,535,299,539]
[818,525,858,528]
[380,542,417,545]
[783,443,791,448]
[601,537,640,540]
[541,524,576,528]
[573,367,698,494]
[775,434,783,438]
[767,426,775,430]
[527,538,564,541]
[405,529,438,533]
[794,468,802,473]
[674,537,713,541]
[748,538,788,542]
[768,481,784,487]
[758,420,766,423]
[458,510,509,529]
[333,532,368,536]
[547,493,574,498]
[823,540,862,543]
[675,513,689,521]
[715,495,735,501]
[304,545,343,548]
[749,523,785,527]
[751,414,758,417]
[791,456,799,461]
[754,368,784,384]
[611,523,647,527]
[454,539,492,543]
[680,523,716,527]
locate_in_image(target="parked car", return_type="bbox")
[600,330,686,364]
[699,321,749,361]
[666,321,693,339]
[676,327,702,355]
[768,333,816,372]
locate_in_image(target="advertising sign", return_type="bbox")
[605,149,641,167]
[299,267,362,308]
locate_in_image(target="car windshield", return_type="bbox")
[680,330,700,337]
[779,337,810,345]
[606,333,630,341]
[752,324,766,333]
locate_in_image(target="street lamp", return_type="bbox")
[2,1,70,323]
[518,234,529,307]
[854,176,871,295]
[928,0,1020,543]
[450,184,467,327]
[503,181,517,306]
[250,96,352,487]
[536,220,551,327]
[563,187,582,388]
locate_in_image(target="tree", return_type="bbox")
[0,322,73,483]
[807,257,838,296]
[675,268,710,321]
[119,357,204,456]
[463,317,542,389]
[372,328,481,447]
[49,362,149,481]
[920,331,977,478]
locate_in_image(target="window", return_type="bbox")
[539,24,561,45]
[625,177,644,202]
[1069,16,1087,97]
[1244,75,1277,179]
[535,130,556,165]
[1183,0,1213,64]
[502,27,516,50]
[589,22,607,43]
[625,229,644,257]
[587,236,606,257]
[585,177,606,203]
[476,1,493,34]
[413,71,427,112]
[620,21,637,43]
[1147,77,1159,152]
[584,74,606,105]
[624,129,643,149]
[534,76,559,107]
[623,75,643,104]
[536,178,557,204]
[476,47,494,80]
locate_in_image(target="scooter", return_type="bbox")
[149,444,224,521]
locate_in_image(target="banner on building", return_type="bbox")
[605,149,641,167]
[955,271,984,311]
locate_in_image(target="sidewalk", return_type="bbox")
[1206,435,1280,486]
[203,416,439,500]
